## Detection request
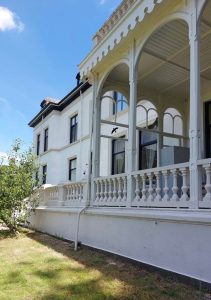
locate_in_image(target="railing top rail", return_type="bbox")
[131,162,189,176]
[94,173,127,181]
[62,181,86,187]
[197,158,211,166]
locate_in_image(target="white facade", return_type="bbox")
[29,0,211,284]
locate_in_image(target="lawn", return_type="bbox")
[0,228,210,300]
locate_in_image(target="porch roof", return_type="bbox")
[78,0,164,80]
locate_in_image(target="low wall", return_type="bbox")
[29,207,211,284]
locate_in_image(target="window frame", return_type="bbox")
[205,100,211,158]
[36,133,40,156]
[70,114,78,144]
[139,120,158,170]
[69,158,77,181]
[42,165,47,184]
[112,91,127,115]
[44,128,48,152]
[111,136,125,175]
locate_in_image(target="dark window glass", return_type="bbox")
[70,115,78,143]
[139,123,157,170]
[44,128,48,152]
[42,165,47,184]
[69,158,77,181]
[35,171,39,186]
[112,137,125,175]
[205,101,211,158]
[36,134,40,155]
[113,91,127,114]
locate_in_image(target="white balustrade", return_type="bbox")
[39,182,87,208]
[37,160,211,210]
[44,186,59,207]
[93,174,127,207]
[131,163,190,208]
[197,160,211,208]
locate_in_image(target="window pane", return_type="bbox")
[71,159,76,168]
[141,131,157,144]
[141,144,157,170]
[113,153,125,174]
[71,169,76,182]
[113,139,125,153]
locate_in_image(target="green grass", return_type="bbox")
[0,228,210,300]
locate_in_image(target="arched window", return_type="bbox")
[163,108,183,146]
[113,91,128,114]
[137,100,158,170]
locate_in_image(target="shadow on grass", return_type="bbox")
[0,229,16,240]
[23,230,209,300]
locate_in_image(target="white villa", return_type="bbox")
[29,0,211,284]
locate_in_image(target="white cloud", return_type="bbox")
[0,6,24,32]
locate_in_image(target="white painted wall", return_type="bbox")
[33,88,186,184]
[29,208,211,284]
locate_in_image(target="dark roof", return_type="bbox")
[28,81,91,128]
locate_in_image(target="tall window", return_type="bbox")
[205,101,211,158]
[112,137,125,175]
[70,114,78,143]
[139,121,157,170]
[69,158,77,181]
[113,91,127,114]
[44,128,48,152]
[42,165,47,184]
[36,134,40,155]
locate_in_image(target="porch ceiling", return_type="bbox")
[137,2,211,101]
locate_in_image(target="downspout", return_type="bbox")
[74,81,95,251]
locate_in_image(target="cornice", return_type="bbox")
[79,0,164,79]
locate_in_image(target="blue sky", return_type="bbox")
[0,0,121,156]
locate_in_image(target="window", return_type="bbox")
[44,128,48,152]
[42,165,47,184]
[70,114,78,143]
[139,121,157,170]
[113,91,127,114]
[69,158,77,181]
[36,134,40,155]
[205,101,211,158]
[112,137,125,175]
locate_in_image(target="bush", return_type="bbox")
[0,140,39,232]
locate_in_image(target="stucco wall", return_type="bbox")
[29,208,211,284]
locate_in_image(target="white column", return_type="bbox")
[88,74,101,206]
[189,6,202,208]
[157,107,163,167]
[92,96,101,178]
[127,41,137,207]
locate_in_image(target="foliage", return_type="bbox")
[0,140,39,232]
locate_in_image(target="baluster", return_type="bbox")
[147,172,154,202]
[95,180,100,202]
[122,176,127,204]
[117,177,122,204]
[108,179,112,202]
[78,184,81,202]
[80,184,84,202]
[180,167,189,203]
[104,179,108,204]
[155,171,161,202]
[171,169,179,203]
[112,178,117,202]
[203,164,211,202]
[162,170,170,202]
[141,174,147,202]
[134,175,141,202]
[71,185,74,203]
[100,180,104,203]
